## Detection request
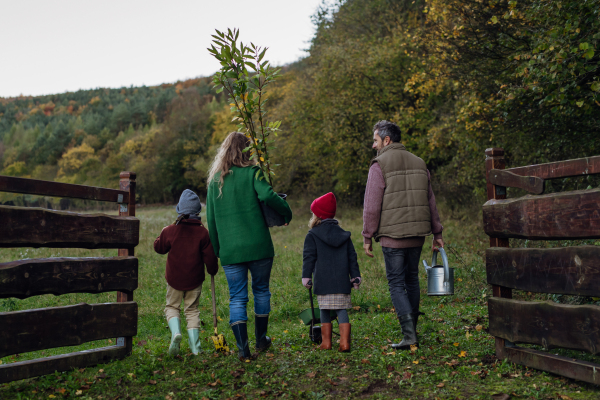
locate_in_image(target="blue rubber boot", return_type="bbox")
[255,315,272,352]
[187,329,201,355]
[168,317,182,356]
[231,322,252,360]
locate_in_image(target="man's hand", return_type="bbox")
[363,242,374,258]
[433,238,444,251]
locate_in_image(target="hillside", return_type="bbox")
[1,0,599,206]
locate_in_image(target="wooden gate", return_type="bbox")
[0,172,139,383]
[484,148,600,384]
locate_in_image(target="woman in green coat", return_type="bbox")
[206,132,292,360]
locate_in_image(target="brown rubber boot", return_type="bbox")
[338,323,351,352]
[320,323,332,350]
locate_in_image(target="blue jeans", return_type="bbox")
[222,257,273,326]
[382,246,423,317]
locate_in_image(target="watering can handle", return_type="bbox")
[432,248,451,285]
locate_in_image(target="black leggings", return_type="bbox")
[320,309,349,324]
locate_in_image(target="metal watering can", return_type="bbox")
[422,247,454,296]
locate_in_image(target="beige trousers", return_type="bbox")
[165,283,202,329]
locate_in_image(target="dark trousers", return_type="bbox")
[382,246,423,317]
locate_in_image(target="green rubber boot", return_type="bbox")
[187,329,201,355]
[168,317,182,356]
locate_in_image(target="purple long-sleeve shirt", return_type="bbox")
[362,162,443,248]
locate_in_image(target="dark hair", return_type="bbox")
[373,120,401,143]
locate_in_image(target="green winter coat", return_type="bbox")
[206,165,293,266]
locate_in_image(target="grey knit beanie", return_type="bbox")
[176,189,202,216]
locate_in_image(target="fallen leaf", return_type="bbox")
[412,361,419,364]
[306,372,316,378]
[453,342,459,347]
[358,374,369,379]
[80,385,90,390]
[559,396,572,400]
[491,394,510,400]
[137,340,147,346]
[436,382,445,388]
[476,325,483,332]
[190,383,197,387]
[459,351,467,358]
[171,371,176,375]
[283,330,288,333]
[410,344,418,352]
[75,390,83,396]
[148,380,157,385]
[361,359,370,364]
[451,371,459,376]
[429,370,435,374]
[326,378,338,386]
[57,388,66,394]
[353,306,361,311]
[386,365,395,372]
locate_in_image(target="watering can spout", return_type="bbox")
[422,260,432,271]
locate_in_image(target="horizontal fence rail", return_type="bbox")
[507,155,600,180]
[0,257,138,299]
[0,206,139,249]
[0,302,137,358]
[489,169,545,194]
[483,189,600,240]
[0,345,129,384]
[486,246,600,296]
[504,347,600,385]
[0,175,130,203]
[488,298,600,355]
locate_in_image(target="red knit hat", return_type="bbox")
[310,192,337,219]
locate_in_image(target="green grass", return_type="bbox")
[1,204,599,399]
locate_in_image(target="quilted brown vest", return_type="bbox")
[371,143,431,241]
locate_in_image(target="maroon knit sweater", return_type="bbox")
[362,162,443,248]
[154,219,219,291]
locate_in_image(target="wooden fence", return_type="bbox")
[0,172,139,383]
[484,148,600,384]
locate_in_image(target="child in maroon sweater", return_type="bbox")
[154,189,218,356]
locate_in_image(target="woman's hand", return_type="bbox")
[351,277,362,290]
[302,278,312,289]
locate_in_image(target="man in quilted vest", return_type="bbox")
[362,120,444,349]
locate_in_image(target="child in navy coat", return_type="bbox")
[301,192,361,352]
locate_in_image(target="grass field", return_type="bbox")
[1,203,599,399]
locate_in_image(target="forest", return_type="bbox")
[1,0,599,206]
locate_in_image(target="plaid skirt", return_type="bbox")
[317,293,352,310]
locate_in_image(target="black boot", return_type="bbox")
[255,314,272,352]
[391,314,418,349]
[231,323,252,360]
[412,311,425,341]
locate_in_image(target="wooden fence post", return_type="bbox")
[117,171,136,354]
[484,148,512,359]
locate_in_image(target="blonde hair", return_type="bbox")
[207,132,253,195]
[308,213,322,229]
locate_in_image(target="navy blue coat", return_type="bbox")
[302,220,361,295]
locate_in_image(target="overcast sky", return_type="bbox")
[0,0,324,98]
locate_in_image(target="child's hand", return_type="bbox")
[302,278,312,289]
[351,277,362,290]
